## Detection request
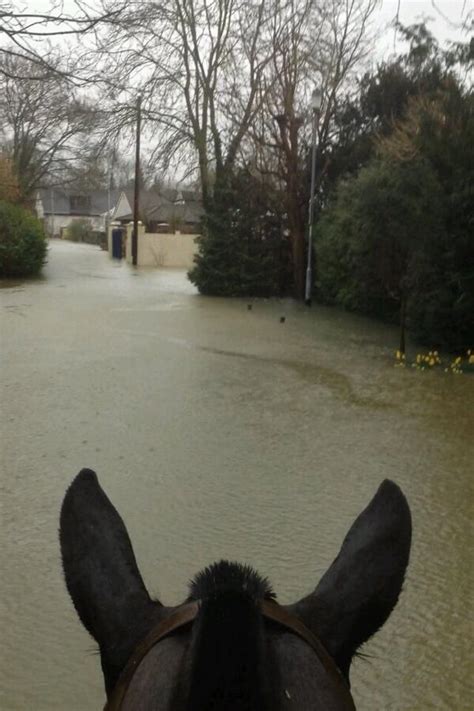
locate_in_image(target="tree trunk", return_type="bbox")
[288,211,305,300]
[276,113,306,300]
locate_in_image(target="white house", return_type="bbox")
[36,188,121,237]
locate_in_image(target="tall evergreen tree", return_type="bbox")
[189,172,290,297]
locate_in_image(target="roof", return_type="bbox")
[38,186,203,223]
[91,189,122,214]
[115,188,203,225]
[39,188,70,215]
[38,188,122,216]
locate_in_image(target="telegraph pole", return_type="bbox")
[132,95,142,266]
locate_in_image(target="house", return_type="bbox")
[111,188,203,233]
[35,188,122,237]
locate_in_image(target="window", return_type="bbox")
[69,195,91,214]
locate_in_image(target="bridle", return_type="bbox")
[104,600,356,710]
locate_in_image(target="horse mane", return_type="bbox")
[186,561,276,711]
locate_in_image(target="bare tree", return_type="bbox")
[94,0,378,296]
[0,1,126,82]
[0,55,98,203]
[243,0,378,297]
[96,0,275,204]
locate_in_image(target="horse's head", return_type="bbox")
[60,469,411,710]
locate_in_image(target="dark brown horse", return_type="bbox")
[60,469,411,710]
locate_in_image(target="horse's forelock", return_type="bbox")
[188,560,276,603]
[185,561,277,711]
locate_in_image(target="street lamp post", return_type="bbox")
[132,95,142,267]
[305,87,322,306]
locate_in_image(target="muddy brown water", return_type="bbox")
[1,241,473,710]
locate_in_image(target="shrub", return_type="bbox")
[317,158,444,313]
[316,82,474,350]
[0,201,47,277]
[189,172,290,297]
[67,218,93,242]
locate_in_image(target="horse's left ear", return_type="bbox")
[287,480,411,679]
[60,469,165,694]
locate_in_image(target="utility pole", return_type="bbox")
[132,95,142,266]
[50,187,55,238]
[106,163,111,240]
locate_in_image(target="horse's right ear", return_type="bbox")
[288,480,411,679]
[59,469,165,693]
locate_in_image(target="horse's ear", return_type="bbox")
[288,480,411,679]
[59,469,165,693]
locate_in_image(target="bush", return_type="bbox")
[316,155,474,350]
[0,201,47,277]
[317,158,444,313]
[189,172,290,296]
[67,218,93,242]
[316,79,474,351]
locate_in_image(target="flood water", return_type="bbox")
[1,240,473,710]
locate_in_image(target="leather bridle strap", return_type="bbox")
[261,600,356,709]
[104,599,355,710]
[104,602,199,711]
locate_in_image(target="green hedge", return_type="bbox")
[316,158,474,350]
[0,201,48,277]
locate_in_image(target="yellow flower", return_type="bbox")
[469,355,474,364]
[429,359,435,366]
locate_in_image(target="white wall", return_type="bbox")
[120,224,198,268]
[45,214,105,237]
[138,232,198,268]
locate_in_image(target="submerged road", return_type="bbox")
[1,240,473,709]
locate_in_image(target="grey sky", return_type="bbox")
[375,0,472,58]
[29,0,473,50]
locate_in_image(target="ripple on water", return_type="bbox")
[1,240,473,710]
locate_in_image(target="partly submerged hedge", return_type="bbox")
[0,201,48,277]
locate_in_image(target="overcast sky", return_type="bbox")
[375,0,472,58]
[29,0,473,49]
[21,0,471,177]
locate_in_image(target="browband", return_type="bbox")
[104,599,355,710]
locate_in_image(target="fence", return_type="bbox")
[108,222,199,269]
